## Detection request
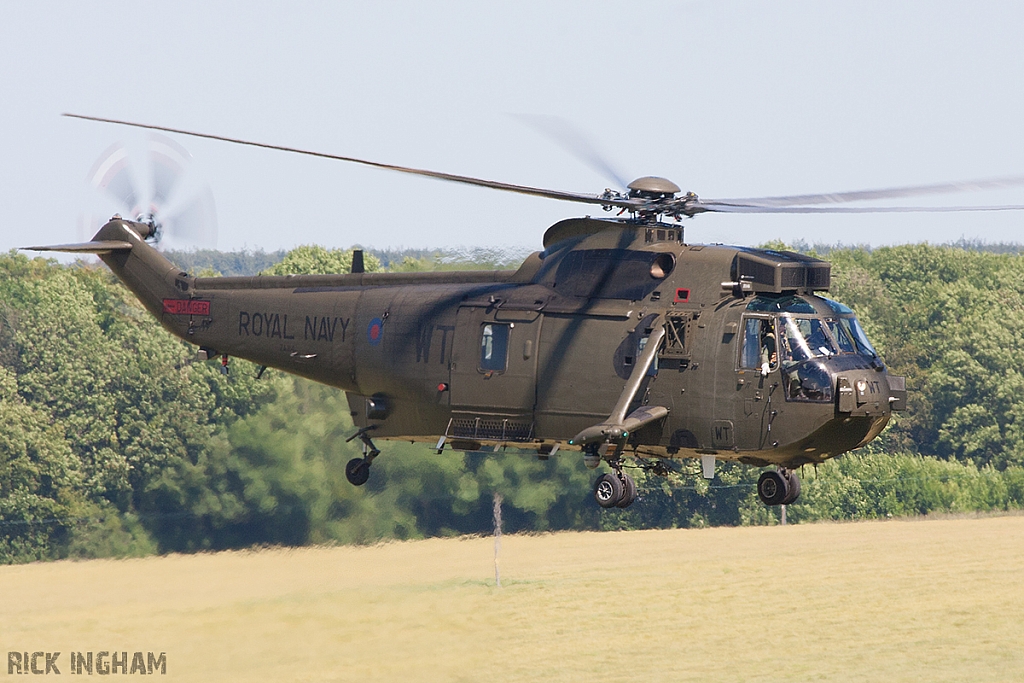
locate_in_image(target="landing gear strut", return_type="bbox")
[344,427,381,487]
[592,455,638,509]
[757,467,801,506]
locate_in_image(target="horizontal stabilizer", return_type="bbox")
[22,240,133,254]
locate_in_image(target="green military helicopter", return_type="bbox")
[30,114,1024,509]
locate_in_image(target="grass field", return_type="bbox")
[2,515,1023,682]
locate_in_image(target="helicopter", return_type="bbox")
[28,114,1024,510]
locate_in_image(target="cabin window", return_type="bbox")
[480,323,510,372]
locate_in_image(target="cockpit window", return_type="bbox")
[821,297,854,315]
[741,317,778,371]
[779,317,837,402]
[751,295,878,359]
[779,316,838,363]
[745,296,878,403]
[783,360,834,402]
[825,319,857,354]
[843,317,878,358]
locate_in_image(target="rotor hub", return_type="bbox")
[135,213,162,242]
[627,176,681,199]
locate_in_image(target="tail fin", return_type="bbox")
[23,240,133,253]
[24,219,192,337]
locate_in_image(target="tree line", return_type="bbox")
[1,242,1023,563]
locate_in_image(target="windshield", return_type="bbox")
[825,319,857,353]
[843,316,878,357]
[779,316,838,363]
[751,296,879,363]
[820,297,879,358]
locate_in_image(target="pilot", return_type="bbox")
[784,325,811,363]
[760,327,777,375]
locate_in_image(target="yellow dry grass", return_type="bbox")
[2,515,1023,682]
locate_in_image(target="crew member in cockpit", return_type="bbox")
[760,323,777,376]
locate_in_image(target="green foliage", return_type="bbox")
[0,366,83,562]
[163,248,287,277]
[166,376,602,545]
[594,453,1024,530]
[788,453,1024,521]
[6,243,1024,563]
[264,245,381,276]
[63,503,158,560]
[0,253,278,561]
[155,245,528,275]
[370,246,531,271]
[826,245,1024,467]
[387,255,445,272]
[385,247,528,272]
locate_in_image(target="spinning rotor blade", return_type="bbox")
[65,113,1024,220]
[64,113,637,211]
[513,113,631,190]
[697,202,1024,214]
[163,187,218,247]
[79,130,217,248]
[148,135,191,207]
[87,142,141,215]
[710,175,1024,208]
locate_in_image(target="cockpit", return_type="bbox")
[742,295,881,402]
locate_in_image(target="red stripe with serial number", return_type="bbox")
[162,299,211,316]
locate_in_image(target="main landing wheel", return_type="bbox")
[781,469,801,505]
[594,473,624,508]
[616,473,638,509]
[594,472,638,509]
[757,470,789,506]
[345,457,371,486]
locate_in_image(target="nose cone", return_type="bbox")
[836,368,895,417]
[776,359,901,466]
[788,413,891,466]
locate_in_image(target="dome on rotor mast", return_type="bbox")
[627,176,681,198]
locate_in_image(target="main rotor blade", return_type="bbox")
[712,175,1024,207]
[63,113,638,211]
[512,113,631,190]
[699,202,1024,214]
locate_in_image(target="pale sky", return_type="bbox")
[3,1,1024,255]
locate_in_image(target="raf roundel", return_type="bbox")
[366,317,384,346]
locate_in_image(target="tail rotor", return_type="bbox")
[80,133,217,249]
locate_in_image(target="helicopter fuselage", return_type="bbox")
[89,215,904,472]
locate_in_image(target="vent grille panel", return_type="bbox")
[447,417,534,442]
